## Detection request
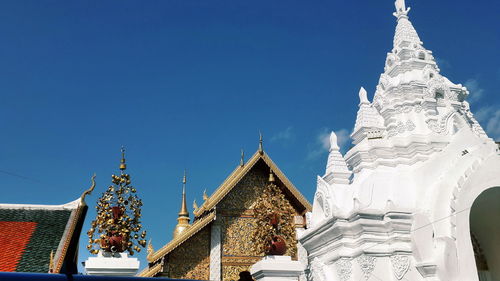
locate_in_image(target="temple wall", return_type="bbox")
[165,227,210,279]
[218,162,301,280]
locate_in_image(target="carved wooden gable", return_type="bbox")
[217,159,303,280]
[141,151,311,280]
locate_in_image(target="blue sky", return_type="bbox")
[0,0,498,273]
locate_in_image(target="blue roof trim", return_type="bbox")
[0,272,202,281]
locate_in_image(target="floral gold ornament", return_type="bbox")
[86,147,146,256]
[251,169,296,256]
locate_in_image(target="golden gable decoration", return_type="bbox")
[252,171,297,257]
[139,136,311,280]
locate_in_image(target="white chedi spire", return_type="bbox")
[344,0,488,174]
[358,86,369,105]
[351,87,385,145]
[324,131,352,185]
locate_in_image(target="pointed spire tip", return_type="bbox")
[119,146,127,171]
[258,132,263,154]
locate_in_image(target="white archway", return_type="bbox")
[469,187,500,281]
[453,157,500,281]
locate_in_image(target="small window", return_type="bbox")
[418,52,426,60]
[429,73,434,78]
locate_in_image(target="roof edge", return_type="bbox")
[0,198,83,211]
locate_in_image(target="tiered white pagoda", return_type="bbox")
[300,1,500,281]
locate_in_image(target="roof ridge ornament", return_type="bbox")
[259,132,264,154]
[48,250,54,273]
[80,174,96,204]
[393,0,411,20]
[240,149,245,167]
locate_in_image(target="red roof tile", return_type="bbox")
[0,221,37,272]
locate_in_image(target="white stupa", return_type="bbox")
[300,1,500,281]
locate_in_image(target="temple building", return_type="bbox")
[0,176,95,274]
[301,1,500,281]
[139,138,312,281]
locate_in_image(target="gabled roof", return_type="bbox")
[141,211,216,275]
[0,199,87,274]
[141,150,311,277]
[194,151,311,217]
[0,176,94,274]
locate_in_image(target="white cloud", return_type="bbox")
[435,57,451,69]
[474,106,493,123]
[307,128,351,160]
[474,105,500,141]
[465,79,484,104]
[270,126,294,143]
[485,109,500,141]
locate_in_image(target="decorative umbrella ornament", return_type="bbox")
[87,147,146,256]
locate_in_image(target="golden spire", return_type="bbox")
[119,146,127,171]
[259,132,264,155]
[174,170,190,238]
[179,170,189,216]
[240,149,245,167]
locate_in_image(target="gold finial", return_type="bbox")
[119,146,127,171]
[80,174,96,204]
[240,149,245,167]
[259,132,263,154]
[193,199,199,211]
[147,239,154,257]
[174,171,190,238]
[269,169,275,183]
[49,250,54,273]
[203,189,209,201]
[179,171,189,216]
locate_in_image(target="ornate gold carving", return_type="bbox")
[252,175,297,257]
[194,151,311,217]
[223,265,251,281]
[148,212,215,263]
[167,227,210,280]
[222,216,260,257]
[219,168,267,211]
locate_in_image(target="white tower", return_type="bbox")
[300,1,500,281]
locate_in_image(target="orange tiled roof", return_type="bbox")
[0,222,37,272]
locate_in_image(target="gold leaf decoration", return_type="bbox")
[251,179,297,257]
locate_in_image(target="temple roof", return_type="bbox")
[140,211,216,276]
[193,150,311,218]
[0,199,87,274]
[139,149,311,277]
